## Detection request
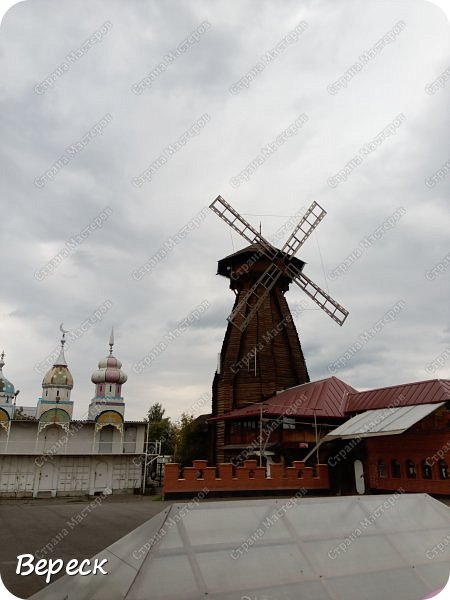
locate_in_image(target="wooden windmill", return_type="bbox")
[210,195,349,463]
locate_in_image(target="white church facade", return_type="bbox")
[0,330,146,497]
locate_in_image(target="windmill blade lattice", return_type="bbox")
[228,201,329,330]
[210,195,349,329]
[209,196,278,261]
[281,201,326,256]
[284,262,349,325]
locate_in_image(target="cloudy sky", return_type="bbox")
[0,0,449,421]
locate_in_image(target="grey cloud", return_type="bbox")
[1,0,449,420]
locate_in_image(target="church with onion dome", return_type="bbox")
[0,328,146,498]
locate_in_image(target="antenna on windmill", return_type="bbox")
[209,195,349,331]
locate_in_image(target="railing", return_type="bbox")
[0,440,140,454]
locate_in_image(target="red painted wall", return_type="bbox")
[365,432,450,495]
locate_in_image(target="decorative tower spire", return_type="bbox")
[109,327,114,356]
[55,323,69,366]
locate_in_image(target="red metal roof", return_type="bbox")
[346,379,450,412]
[213,377,357,421]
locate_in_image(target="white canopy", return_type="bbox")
[30,494,450,600]
[325,403,444,440]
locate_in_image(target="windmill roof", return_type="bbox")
[217,243,305,277]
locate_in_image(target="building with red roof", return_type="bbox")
[208,376,450,496]
[209,377,356,467]
[325,378,450,495]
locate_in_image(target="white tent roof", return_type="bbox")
[30,494,450,600]
[325,403,444,440]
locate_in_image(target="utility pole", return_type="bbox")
[259,404,263,468]
[313,409,319,464]
[142,420,150,494]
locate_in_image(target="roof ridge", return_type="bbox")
[348,378,450,397]
[277,376,341,395]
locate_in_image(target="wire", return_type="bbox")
[314,230,330,295]
[228,227,235,252]
[241,214,299,218]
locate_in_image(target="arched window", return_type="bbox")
[422,460,432,480]
[391,459,401,478]
[406,459,416,479]
[43,424,61,452]
[99,426,114,453]
[377,459,387,478]
[439,460,449,480]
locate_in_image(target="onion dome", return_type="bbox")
[42,326,74,390]
[91,328,127,385]
[0,351,15,402]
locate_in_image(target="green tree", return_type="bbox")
[147,403,165,422]
[173,413,209,467]
[146,402,174,456]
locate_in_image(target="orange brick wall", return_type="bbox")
[163,459,330,496]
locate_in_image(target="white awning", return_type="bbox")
[325,402,444,440]
[30,494,450,600]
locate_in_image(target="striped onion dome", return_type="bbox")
[91,329,127,385]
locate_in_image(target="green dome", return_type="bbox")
[0,375,15,396]
[0,352,15,401]
[42,365,73,389]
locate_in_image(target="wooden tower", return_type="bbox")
[210,196,349,463]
